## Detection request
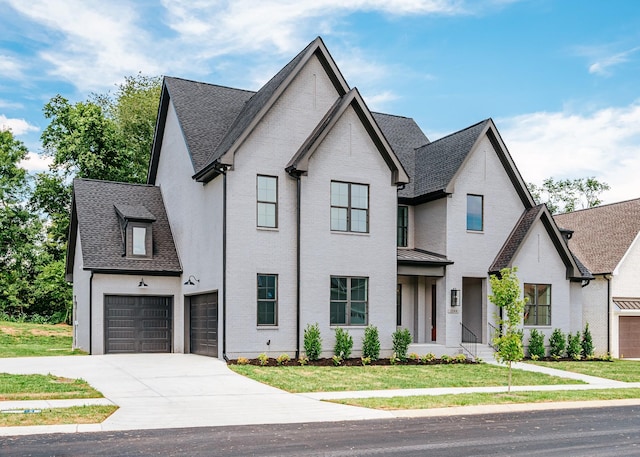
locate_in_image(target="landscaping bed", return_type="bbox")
[227,354,474,367]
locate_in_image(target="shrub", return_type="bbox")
[360,356,371,366]
[453,354,467,363]
[408,352,420,362]
[389,352,399,365]
[362,325,380,360]
[332,355,343,366]
[567,332,581,360]
[549,328,566,358]
[528,328,546,359]
[581,323,594,359]
[334,327,353,359]
[440,354,452,364]
[236,357,250,365]
[304,323,322,361]
[297,356,309,366]
[257,353,269,366]
[392,328,412,361]
[276,353,291,366]
[421,353,436,363]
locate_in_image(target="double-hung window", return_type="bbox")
[524,283,551,326]
[397,206,408,247]
[257,175,277,228]
[330,276,368,325]
[257,274,277,326]
[467,194,483,231]
[331,181,369,233]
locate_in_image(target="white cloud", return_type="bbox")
[498,103,640,204]
[0,54,24,79]
[5,0,163,91]
[0,115,39,135]
[588,46,640,76]
[19,151,53,173]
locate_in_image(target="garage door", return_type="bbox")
[619,316,640,358]
[190,293,218,357]
[104,295,173,354]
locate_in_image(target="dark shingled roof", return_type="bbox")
[372,112,429,199]
[164,77,254,174]
[554,198,640,275]
[67,179,181,277]
[412,119,490,198]
[490,205,545,273]
[114,203,156,221]
[397,248,452,265]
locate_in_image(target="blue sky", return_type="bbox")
[1,0,639,204]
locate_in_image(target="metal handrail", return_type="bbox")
[488,322,500,349]
[460,323,478,359]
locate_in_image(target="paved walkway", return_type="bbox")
[2,354,640,436]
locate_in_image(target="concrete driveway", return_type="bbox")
[0,354,391,434]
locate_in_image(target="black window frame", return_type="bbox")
[330,181,369,233]
[524,283,551,326]
[397,205,408,247]
[330,276,368,326]
[257,175,278,228]
[257,274,278,326]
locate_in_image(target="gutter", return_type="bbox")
[89,271,94,355]
[214,163,230,362]
[286,167,303,359]
[606,274,612,354]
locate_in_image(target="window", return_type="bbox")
[524,284,551,326]
[257,274,277,326]
[257,175,277,228]
[397,206,408,247]
[467,194,483,231]
[331,181,369,233]
[330,276,368,325]
[132,227,146,256]
[396,284,402,326]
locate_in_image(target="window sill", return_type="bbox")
[329,325,368,329]
[466,230,484,234]
[257,326,279,329]
[331,230,370,236]
[257,226,279,232]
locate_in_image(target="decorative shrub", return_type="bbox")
[360,356,371,366]
[334,327,353,359]
[581,323,594,359]
[392,328,412,361]
[440,354,452,364]
[549,328,566,359]
[332,355,343,366]
[304,323,322,361]
[408,352,420,361]
[389,352,399,365]
[276,353,291,366]
[453,354,467,363]
[362,325,380,360]
[297,356,309,366]
[236,357,250,365]
[421,353,436,363]
[257,353,269,366]
[528,328,546,359]
[567,332,581,360]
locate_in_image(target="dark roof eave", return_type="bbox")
[193,161,223,183]
[85,267,183,277]
[398,259,453,266]
[399,190,449,205]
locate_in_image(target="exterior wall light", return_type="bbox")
[451,288,459,307]
[138,278,148,287]
[184,275,200,286]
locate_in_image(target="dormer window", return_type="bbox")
[115,204,156,259]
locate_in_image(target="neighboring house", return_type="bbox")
[66,36,590,358]
[555,198,640,358]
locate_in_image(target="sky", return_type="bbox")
[1,0,639,205]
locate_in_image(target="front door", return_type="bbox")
[462,277,483,343]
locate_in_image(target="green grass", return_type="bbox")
[333,388,640,410]
[229,364,584,393]
[0,373,103,401]
[528,360,640,382]
[0,405,118,427]
[0,321,85,357]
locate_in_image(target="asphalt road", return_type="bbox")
[3,405,640,457]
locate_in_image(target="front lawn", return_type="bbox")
[229,364,583,393]
[334,388,640,410]
[0,373,103,401]
[528,360,640,383]
[0,405,118,427]
[0,321,84,358]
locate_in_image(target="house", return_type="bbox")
[66,37,590,358]
[555,198,640,358]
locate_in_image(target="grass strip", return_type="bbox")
[527,360,640,383]
[229,364,583,393]
[0,321,84,358]
[0,405,118,427]
[0,373,103,401]
[332,388,640,410]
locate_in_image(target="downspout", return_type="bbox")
[217,164,229,362]
[89,271,94,355]
[286,167,302,359]
[606,274,612,354]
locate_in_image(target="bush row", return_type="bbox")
[527,323,595,360]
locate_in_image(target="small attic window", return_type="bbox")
[114,204,156,259]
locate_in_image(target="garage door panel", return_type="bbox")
[619,316,640,358]
[105,295,173,354]
[190,293,218,357]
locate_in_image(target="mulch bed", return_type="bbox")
[227,357,477,367]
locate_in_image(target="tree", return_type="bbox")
[490,267,526,392]
[528,177,610,214]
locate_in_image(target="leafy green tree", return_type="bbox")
[490,267,526,392]
[528,177,610,214]
[581,323,594,359]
